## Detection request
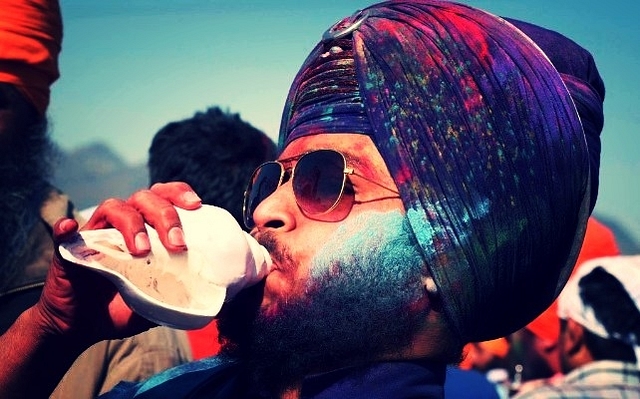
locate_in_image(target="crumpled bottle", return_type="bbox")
[59,205,272,329]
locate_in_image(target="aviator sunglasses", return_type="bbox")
[242,149,400,229]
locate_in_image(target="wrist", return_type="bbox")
[19,305,91,356]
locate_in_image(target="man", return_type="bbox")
[0,1,192,397]
[452,217,620,397]
[0,1,606,398]
[148,106,277,359]
[507,216,621,393]
[513,255,640,398]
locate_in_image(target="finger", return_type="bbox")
[51,217,80,272]
[37,218,84,336]
[126,189,187,253]
[83,198,129,229]
[52,217,79,243]
[149,182,202,210]
[49,218,80,282]
[82,198,151,256]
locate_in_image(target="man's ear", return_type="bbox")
[422,276,441,310]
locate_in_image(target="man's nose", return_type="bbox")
[250,182,297,232]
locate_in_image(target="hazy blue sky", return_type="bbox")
[50,0,639,244]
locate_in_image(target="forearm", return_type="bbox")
[0,307,88,399]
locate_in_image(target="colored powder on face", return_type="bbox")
[308,210,428,307]
[244,210,432,388]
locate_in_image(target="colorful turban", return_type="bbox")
[0,0,63,115]
[280,0,601,342]
[526,217,620,343]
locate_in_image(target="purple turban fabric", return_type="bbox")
[279,0,603,342]
[506,18,605,215]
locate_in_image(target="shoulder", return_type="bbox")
[98,356,241,399]
[511,372,580,399]
[104,326,193,370]
[513,361,640,399]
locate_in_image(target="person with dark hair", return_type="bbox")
[514,256,640,398]
[505,216,621,393]
[148,107,276,359]
[148,106,277,229]
[0,1,607,398]
[457,217,622,397]
[0,1,192,397]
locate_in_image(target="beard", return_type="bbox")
[0,116,57,292]
[217,210,430,395]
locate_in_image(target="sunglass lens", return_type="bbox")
[293,150,346,215]
[243,162,282,228]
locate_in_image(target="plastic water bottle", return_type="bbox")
[59,205,272,329]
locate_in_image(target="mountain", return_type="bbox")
[53,142,148,211]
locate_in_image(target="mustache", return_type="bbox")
[254,231,295,272]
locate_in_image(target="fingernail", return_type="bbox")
[168,226,186,248]
[60,218,76,231]
[181,191,201,204]
[135,232,151,252]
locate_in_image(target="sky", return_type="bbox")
[51,0,640,245]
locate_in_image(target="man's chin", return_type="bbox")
[257,298,279,319]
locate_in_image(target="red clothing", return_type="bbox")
[187,320,222,360]
[0,0,62,114]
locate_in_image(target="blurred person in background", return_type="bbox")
[513,255,640,398]
[458,217,620,397]
[0,1,192,397]
[508,216,621,395]
[147,106,276,359]
[148,106,277,230]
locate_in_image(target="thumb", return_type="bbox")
[52,217,80,246]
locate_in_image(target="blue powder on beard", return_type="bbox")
[245,210,432,391]
[308,209,428,308]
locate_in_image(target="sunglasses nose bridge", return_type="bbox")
[246,175,300,231]
[245,150,353,228]
[243,161,285,228]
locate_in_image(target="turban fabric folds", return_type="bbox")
[280,0,604,342]
[506,18,605,216]
[0,0,63,115]
[282,37,373,140]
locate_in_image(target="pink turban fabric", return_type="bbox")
[0,0,63,115]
